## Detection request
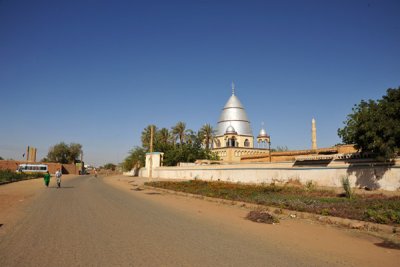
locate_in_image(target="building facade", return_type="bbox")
[212,84,270,162]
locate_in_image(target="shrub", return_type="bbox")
[341,176,354,199]
[0,170,43,183]
[305,180,316,191]
[246,209,279,224]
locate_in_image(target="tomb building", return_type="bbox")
[212,84,269,162]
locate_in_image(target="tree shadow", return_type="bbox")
[346,160,394,190]
[374,240,400,250]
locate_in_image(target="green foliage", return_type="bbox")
[146,180,400,225]
[338,87,400,160]
[341,176,354,199]
[122,147,146,171]
[0,156,3,160]
[141,125,157,151]
[47,142,82,164]
[199,123,215,150]
[134,122,218,167]
[103,163,117,171]
[162,141,216,166]
[0,170,43,183]
[364,209,400,224]
[171,121,191,144]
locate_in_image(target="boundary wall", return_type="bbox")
[139,159,400,191]
[0,160,79,175]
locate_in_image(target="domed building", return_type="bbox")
[212,84,270,162]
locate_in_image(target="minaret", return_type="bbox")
[311,118,317,150]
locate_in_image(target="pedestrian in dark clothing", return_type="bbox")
[43,171,51,187]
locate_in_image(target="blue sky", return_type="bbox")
[1,0,399,166]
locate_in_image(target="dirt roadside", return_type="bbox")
[0,175,76,236]
[103,175,400,267]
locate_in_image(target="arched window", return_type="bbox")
[244,139,250,147]
[227,137,236,147]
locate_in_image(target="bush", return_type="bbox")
[364,209,400,224]
[0,170,43,183]
[341,176,354,199]
[305,180,316,191]
[246,209,279,224]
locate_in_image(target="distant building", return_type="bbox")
[211,84,356,163]
[212,84,270,162]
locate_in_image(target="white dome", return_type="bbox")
[258,128,268,137]
[225,125,237,134]
[216,92,253,136]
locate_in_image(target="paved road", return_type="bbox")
[0,176,347,266]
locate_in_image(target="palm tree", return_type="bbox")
[172,121,187,144]
[199,123,215,150]
[185,129,197,144]
[157,128,171,145]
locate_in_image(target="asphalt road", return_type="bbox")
[0,176,346,266]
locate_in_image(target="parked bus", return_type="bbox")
[16,164,48,173]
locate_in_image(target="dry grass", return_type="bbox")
[146,180,400,225]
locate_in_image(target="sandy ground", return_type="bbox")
[0,175,76,235]
[1,174,399,266]
[103,175,400,266]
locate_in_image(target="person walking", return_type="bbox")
[43,171,51,187]
[55,169,62,188]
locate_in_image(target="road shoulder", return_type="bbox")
[103,175,400,267]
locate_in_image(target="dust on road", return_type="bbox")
[0,175,399,266]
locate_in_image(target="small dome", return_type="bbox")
[225,125,237,134]
[258,128,269,138]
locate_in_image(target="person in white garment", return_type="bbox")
[55,169,62,188]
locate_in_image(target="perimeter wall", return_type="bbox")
[139,159,400,191]
[0,160,79,175]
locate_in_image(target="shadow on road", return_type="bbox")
[48,186,75,189]
[374,240,400,250]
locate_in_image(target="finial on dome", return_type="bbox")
[231,81,235,95]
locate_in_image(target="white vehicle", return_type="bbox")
[16,164,48,173]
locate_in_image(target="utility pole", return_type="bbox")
[149,125,154,179]
[268,137,271,163]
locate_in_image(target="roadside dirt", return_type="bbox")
[104,175,400,267]
[0,175,75,236]
[2,175,399,266]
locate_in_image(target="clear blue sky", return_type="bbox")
[1,0,399,166]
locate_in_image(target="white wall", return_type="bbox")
[140,160,400,191]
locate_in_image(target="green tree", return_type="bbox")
[122,147,146,171]
[68,143,82,163]
[0,156,3,160]
[156,128,172,146]
[141,125,157,151]
[171,121,188,144]
[338,87,400,160]
[47,142,69,163]
[103,163,117,171]
[47,142,83,164]
[199,123,215,150]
